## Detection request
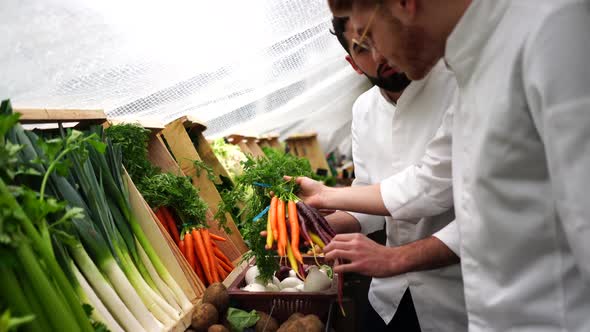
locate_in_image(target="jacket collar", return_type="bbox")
[444,0,509,85]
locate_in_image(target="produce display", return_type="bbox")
[105,124,234,286]
[0,100,192,332]
[216,149,344,315]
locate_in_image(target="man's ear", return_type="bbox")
[389,0,417,24]
[345,55,364,75]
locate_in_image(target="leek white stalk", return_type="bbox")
[119,251,178,326]
[136,238,183,313]
[71,262,125,332]
[70,245,162,332]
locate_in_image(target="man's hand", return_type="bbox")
[284,176,327,208]
[324,233,405,277]
[324,233,460,278]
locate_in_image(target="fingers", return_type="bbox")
[324,238,357,253]
[333,262,361,274]
[260,230,267,237]
[330,233,366,242]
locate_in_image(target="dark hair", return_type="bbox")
[330,16,350,54]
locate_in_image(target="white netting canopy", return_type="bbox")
[0,0,370,156]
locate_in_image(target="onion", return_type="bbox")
[265,283,280,292]
[303,266,332,292]
[280,277,303,290]
[242,283,266,292]
[280,288,299,292]
[245,266,260,285]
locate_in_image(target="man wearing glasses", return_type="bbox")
[313,0,590,331]
[326,16,466,331]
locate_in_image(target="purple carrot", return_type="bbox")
[296,202,331,244]
[296,204,314,246]
[311,208,337,238]
[299,202,337,238]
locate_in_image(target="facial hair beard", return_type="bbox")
[365,65,411,92]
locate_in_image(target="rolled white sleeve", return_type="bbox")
[350,112,386,234]
[348,179,386,234]
[380,104,454,222]
[432,221,460,257]
[524,5,590,280]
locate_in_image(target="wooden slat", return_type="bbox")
[125,172,203,300]
[162,118,249,258]
[285,133,330,173]
[109,118,165,130]
[226,134,254,156]
[244,136,266,158]
[187,126,233,185]
[14,108,107,123]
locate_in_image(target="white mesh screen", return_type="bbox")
[0,0,370,155]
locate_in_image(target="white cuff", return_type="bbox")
[432,221,461,257]
[347,212,385,235]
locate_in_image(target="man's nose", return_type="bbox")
[371,47,386,64]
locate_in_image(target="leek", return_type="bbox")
[71,257,125,332]
[93,132,192,312]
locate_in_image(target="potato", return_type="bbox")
[286,313,304,322]
[202,282,230,313]
[277,319,306,332]
[255,311,279,332]
[299,315,323,332]
[208,324,229,332]
[192,303,219,332]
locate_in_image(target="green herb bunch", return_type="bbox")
[216,150,314,281]
[105,124,208,227]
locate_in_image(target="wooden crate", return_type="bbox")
[13,108,199,332]
[285,132,331,174]
[159,117,249,258]
[257,133,282,151]
[184,118,234,186]
[243,135,266,157]
[226,134,266,158]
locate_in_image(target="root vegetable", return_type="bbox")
[192,303,219,332]
[255,311,279,332]
[279,277,303,290]
[202,282,229,313]
[242,283,267,292]
[208,324,229,332]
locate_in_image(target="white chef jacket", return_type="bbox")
[445,0,590,331]
[347,60,467,331]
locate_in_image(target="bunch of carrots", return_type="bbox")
[263,196,343,314]
[264,196,336,276]
[155,206,234,286]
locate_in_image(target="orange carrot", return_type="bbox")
[208,233,227,242]
[184,230,195,271]
[193,256,206,284]
[288,200,303,263]
[216,263,228,280]
[270,197,279,239]
[192,229,212,284]
[179,237,186,257]
[217,256,233,273]
[154,208,171,235]
[161,207,180,244]
[277,199,287,257]
[212,245,233,269]
[202,229,219,283]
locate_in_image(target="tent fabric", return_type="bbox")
[1,0,370,156]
